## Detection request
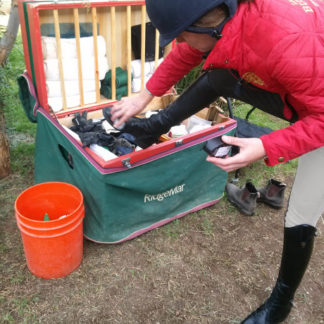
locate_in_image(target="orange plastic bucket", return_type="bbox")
[15,182,84,279]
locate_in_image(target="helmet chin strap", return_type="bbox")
[185,18,228,40]
[186,26,223,39]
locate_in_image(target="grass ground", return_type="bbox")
[0,37,323,324]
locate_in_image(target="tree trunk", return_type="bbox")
[0,107,10,179]
[0,0,20,178]
[0,0,19,66]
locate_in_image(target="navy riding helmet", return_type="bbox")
[146,0,238,47]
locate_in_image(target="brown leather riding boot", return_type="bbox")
[225,182,259,216]
[257,179,286,209]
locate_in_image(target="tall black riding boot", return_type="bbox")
[241,224,316,324]
[103,71,219,148]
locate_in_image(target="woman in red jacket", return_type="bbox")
[109,0,324,323]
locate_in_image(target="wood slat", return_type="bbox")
[140,5,146,90]
[110,6,116,100]
[53,9,67,109]
[73,8,84,106]
[92,7,100,103]
[127,5,132,96]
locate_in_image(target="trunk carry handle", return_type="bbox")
[17,72,39,123]
[58,144,74,169]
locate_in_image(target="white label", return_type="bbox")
[214,146,231,157]
[144,184,185,203]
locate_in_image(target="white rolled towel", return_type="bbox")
[44,56,109,81]
[41,36,107,60]
[130,59,152,78]
[48,91,97,112]
[187,115,212,133]
[101,120,119,134]
[188,124,211,134]
[46,79,97,98]
[168,125,188,138]
[62,125,81,141]
[89,144,117,161]
[145,110,159,118]
[131,75,151,93]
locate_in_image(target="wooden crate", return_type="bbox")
[18,0,236,170]
[19,0,172,118]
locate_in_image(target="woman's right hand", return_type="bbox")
[206,135,267,172]
[110,89,154,128]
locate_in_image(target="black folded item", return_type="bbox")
[78,130,136,156]
[78,131,116,149]
[203,136,231,158]
[230,117,273,157]
[114,133,136,156]
[70,112,139,155]
[131,22,164,61]
[102,106,159,148]
[70,111,102,133]
[234,117,273,138]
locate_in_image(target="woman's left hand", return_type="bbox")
[206,135,267,172]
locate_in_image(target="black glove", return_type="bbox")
[71,111,102,133]
[78,131,116,149]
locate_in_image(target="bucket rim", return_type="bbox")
[15,182,84,224]
[16,208,84,231]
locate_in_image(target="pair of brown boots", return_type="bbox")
[225,179,287,216]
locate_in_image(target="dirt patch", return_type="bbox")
[0,166,323,324]
[7,132,35,147]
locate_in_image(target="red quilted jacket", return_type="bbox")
[146,0,324,166]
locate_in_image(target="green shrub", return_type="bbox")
[175,64,203,94]
[0,34,36,136]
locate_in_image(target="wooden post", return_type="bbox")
[92,7,100,103]
[110,6,116,100]
[73,8,84,106]
[0,109,10,179]
[140,5,146,90]
[53,9,67,109]
[127,5,132,96]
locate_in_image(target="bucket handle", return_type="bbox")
[16,207,84,231]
